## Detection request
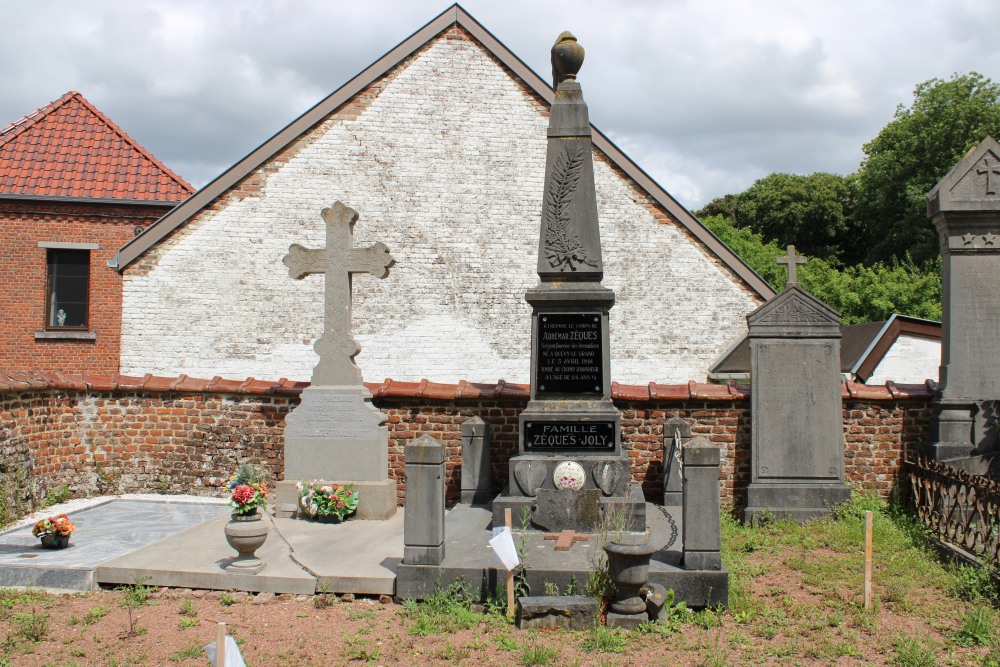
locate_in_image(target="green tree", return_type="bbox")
[855,72,1000,265]
[701,214,787,289]
[730,172,858,266]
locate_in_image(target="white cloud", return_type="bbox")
[2,0,998,208]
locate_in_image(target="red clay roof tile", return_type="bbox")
[0,91,193,201]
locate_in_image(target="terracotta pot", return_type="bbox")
[604,533,655,615]
[223,511,268,574]
[40,534,70,549]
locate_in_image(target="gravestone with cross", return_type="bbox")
[492,32,644,534]
[927,137,1000,468]
[744,244,850,522]
[275,201,399,520]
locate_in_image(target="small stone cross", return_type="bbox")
[776,244,807,286]
[977,157,1000,196]
[283,201,395,386]
[544,529,590,551]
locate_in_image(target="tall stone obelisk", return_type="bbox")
[493,33,641,531]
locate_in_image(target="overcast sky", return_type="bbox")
[3,0,997,209]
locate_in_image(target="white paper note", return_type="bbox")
[489,526,520,571]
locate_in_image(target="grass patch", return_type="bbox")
[580,625,629,653]
[519,641,559,666]
[169,644,203,661]
[893,634,938,667]
[402,581,499,636]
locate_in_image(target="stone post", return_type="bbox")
[460,417,491,504]
[663,417,690,507]
[682,437,721,571]
[403,434,446,565]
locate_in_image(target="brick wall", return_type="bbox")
[0,372,933,517]
[0,199,169,374]
[120,26,762,385]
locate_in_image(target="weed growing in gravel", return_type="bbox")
[168,643,203,661]
[219,592,236,606]
[11,607,49,642]
[893,634,938,667]
[82,604,109,626]
[951,604,998,647]
[519,641,560,666]
[580,625,629,653]
[178,598,197,618]
[117,577,152,638]
[402,580,503,636]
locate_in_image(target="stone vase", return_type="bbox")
[604,532,655,615]
[223,510,268,574]
[40,534,70,549]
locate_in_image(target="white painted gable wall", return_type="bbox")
[120,33,760,384]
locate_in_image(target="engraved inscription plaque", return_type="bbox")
[524,421,615,451]
[536,313,603,394]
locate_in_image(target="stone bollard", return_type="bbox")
[403,434,446,565]
[460,417,491,504]
[682,436,722,570]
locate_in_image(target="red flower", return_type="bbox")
[337,500,344,508]
[232,484,255,505]
[345,490,352,496]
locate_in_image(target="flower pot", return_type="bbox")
[223,511,268,574]
[40,534,70,549]
[604,533,655,616]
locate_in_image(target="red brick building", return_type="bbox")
[0,92,193,373]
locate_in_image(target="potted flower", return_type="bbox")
[222,463,270,574]
[33,513,76,549]
[297,481,359,522]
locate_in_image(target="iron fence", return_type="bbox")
[905,455,1000,568]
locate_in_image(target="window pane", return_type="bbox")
[47,249,90,328]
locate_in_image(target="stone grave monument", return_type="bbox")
[927,136,1000,472]
[492,32,643,532]
[275,201,398,520]
[744,245,851,522]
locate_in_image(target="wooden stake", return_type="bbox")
[863,511,873,609]
[216,622,227,666]
[504,508,515,618]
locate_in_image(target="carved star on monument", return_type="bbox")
[962,233,976,246]
[283,201,395,386]
[983,234,997,246]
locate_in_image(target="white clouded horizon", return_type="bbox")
[3,0,997,209]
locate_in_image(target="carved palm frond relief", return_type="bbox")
[543,146,596,271]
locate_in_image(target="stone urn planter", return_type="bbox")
[604,531,655,616]
[223,511,268,575]
[40,534,70,549]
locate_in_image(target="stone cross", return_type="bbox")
[544,529,590,551]
[977,157,1000,195]
[776,245,807,286]
[283,201,394,386]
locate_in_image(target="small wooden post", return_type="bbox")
[863,511,873,609]
[504,508,515,618]
[216,622,226,666]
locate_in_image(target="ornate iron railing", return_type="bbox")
[906,455,1000,568]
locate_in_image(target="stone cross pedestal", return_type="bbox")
[744,248,850,522]
[927,136,1000,470]
[275,201,398,520]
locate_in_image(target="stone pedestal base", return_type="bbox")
[492,483,645,532]
[744,481,851,524]
[274,478,397,520]
[932,400,976,461]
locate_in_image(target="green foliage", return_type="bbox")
[519,641,559,666]
[168,644,203,661]
[893,634,938,667]
[856,72,1000,265]
[951,605,998,647]
[701,214,788,289]
[82,605,109,626]
[43,484,71,508]
[702,214,942,322]
[11,608,49,642]
[219,592,236,607]
[800,256,941,323]
[580,625,629,653]
[402,580,495,636]
[727,172,858,265]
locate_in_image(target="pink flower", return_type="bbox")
[337,500,344,508]
[346,490,352,496]
[232,484,255,505]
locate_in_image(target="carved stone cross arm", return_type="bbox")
[776,244,808,286]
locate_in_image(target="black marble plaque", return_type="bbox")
[536,313,603,395]
[524,421,615,451]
